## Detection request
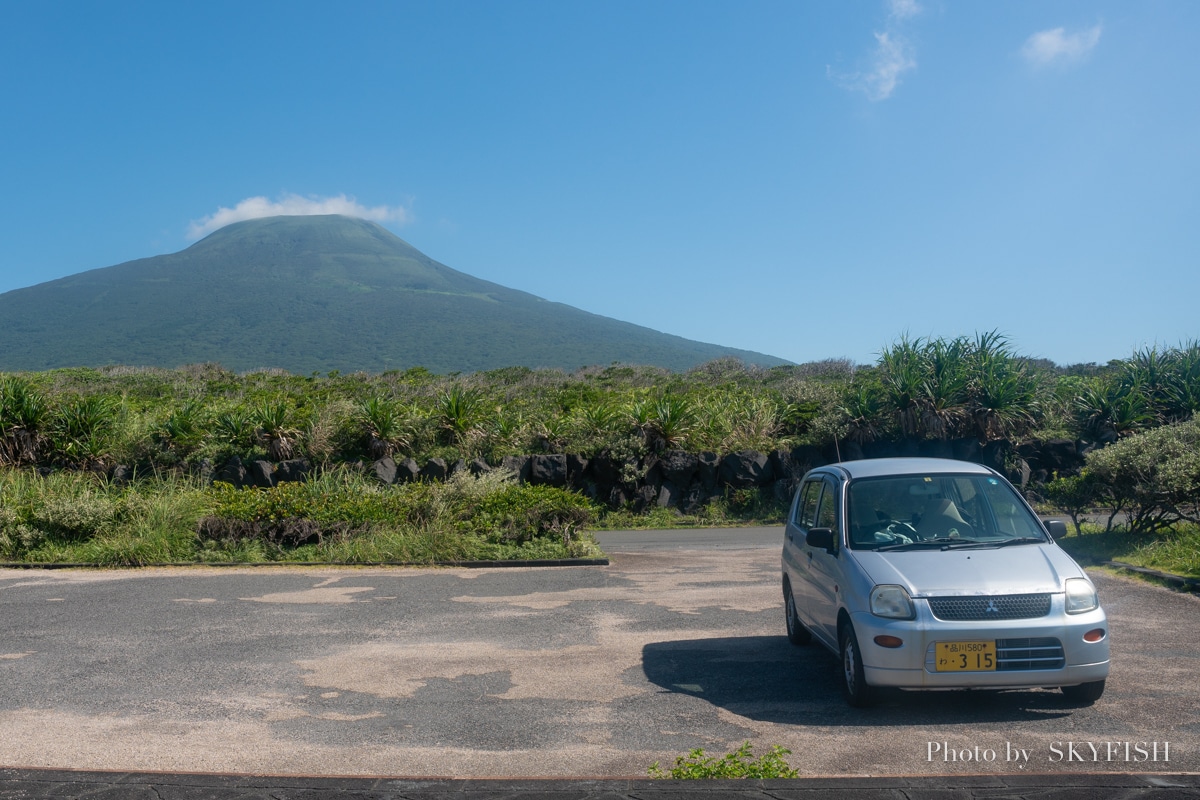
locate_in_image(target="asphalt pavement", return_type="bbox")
[1,527,1197,799]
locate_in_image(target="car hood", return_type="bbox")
[851,544,1084,596]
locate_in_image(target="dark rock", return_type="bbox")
[718,451,772,487]
[566,454,589,485]
[950,438,981,463]
[421,458,448,482]
[681,484,709,514]
[500,455,531,482]
[214,457,248,488]
[275,459,310,483]
[789,445,826,474]
[641,455,663,487]
[979,440,1010,472]
[110,465,133,486]
[774,479,797,504]
[660,450,699,486]
[449,459,467,478]
[397,458,421,483]
[918,439,955,460]
[590,453,622,486]
[372,457,398,485]
[631,484,659,512]
[249,460,276,489]
[657,480,683,508]
[1041,439,1079,472]
[696,452,720,489]
[1015,457,1032,489]
[529,454,568,486]
[469,458,492,476]
[606,485,629,508]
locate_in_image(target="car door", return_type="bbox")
[806,476,846,649]
[783,478,822,632]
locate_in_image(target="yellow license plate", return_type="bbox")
[936,641,997,672]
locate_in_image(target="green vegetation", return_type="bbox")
[0,468,600,565]
[0,215,787,374]
[2,333,1200,571]
[648,741,800,779]
[1056,524,1200,580]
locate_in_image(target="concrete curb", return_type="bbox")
[0,557,609,570]
[1106,560,1200,591]
[0,769,1198,799]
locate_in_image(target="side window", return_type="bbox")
[816,480,838,531]
[795,480,821,528]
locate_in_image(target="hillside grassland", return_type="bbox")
[1,333,1199,573]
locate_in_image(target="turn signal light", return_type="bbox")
[1083,628,1106,643]
[874,635,904,648]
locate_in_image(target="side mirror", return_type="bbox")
[806,527,836,552]
[1043,519,1068,541]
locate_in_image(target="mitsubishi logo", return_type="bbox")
[984,600,1000,614]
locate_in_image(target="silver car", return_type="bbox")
[782,457,1110,707]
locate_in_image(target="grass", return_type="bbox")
[1056,523,1200,579]
[0,467,603,566]
[649,741,799,779]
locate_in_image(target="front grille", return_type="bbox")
[996,637,1065,671]
[928,593,1051,621]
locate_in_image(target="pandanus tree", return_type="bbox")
[0,376,48,466]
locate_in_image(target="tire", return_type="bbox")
[1061,679,1105,704]
[839,621,875,707]
[784,581,811,645]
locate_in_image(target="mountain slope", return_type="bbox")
[0,215,788,373]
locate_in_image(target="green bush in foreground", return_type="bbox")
[0,467,602,565]
[648,741,799,779]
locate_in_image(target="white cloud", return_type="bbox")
[187,193,412,239]
[829,0,920,102]
[888,0,921,20]
[1021,24,1102,67]
[830,31,917,102]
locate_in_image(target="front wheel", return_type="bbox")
[1061,679,1105,704]
[839,621,874,707]
[784,581,811,645]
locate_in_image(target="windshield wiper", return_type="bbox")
[989,537,1046,547]
[876,538,981,552]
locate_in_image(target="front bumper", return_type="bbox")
[852,595,1110,690]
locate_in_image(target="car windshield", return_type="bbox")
[845,472,1048,550]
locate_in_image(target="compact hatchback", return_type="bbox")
[782,458,1109,707]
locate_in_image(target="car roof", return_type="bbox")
[817,457,997,480]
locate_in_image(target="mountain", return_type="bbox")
[0,215,788,374]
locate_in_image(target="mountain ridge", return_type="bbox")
[0,215,789,374]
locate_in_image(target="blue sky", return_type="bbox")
[2,1,1197,368]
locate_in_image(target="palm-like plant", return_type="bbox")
[435,385,483,446]
[214,407,255,450]
[879,337,925,438]
[157,400,210,458]
[253,400,299,461]
[966,332,1040,442]
[49,394,119,467]
[839,385,883,444]
[0,376,48,465]
[359,396,413,459]
[631,392,698,451]
[1075,381,1152,440]
[919,336,969,439]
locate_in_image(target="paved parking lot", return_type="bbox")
[0,531,1196,781]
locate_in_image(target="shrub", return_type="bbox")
[649,741,799,779]
[1084,417,1200,532]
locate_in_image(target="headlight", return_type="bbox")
[1065,578,1099,614]
[870,585,915,619]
